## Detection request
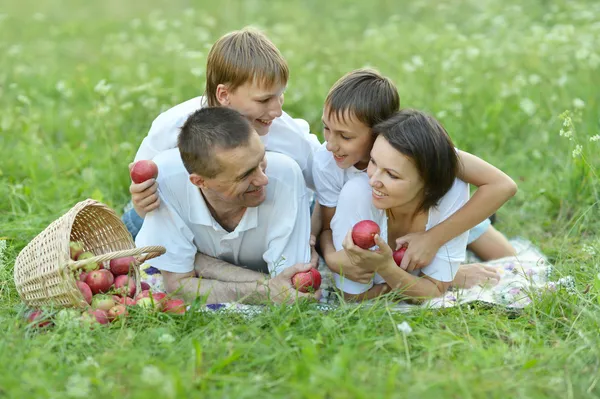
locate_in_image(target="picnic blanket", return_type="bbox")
[139,238,570,315]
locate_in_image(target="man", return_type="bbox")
[135,107,320,304]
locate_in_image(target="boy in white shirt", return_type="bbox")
[135,107,319,304]
[124,27,321,238]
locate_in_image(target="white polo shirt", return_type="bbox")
[330,173,469,294]
[135,149,312,276]
[133,96,321,190]
[312,142,366,207]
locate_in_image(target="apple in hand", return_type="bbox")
[351,220,380,249]
[393,247,407,267]
[85,269,114,295]
[130,160,158,184]
[291,268,322,293]
[109,256,137,276]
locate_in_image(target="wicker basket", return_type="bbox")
[13,199,165,308]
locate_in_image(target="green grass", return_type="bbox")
[1,0,599,397]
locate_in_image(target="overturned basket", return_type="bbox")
[14,199,165,308]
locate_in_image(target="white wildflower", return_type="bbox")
[466,47,480,59]
[94,80,111,96]
[589,134,600,142]
[402,62,416,73]
[396,321,412,335]
[141,365,163,385]
[158,333,175,344]
[65,374,91,398]
[190,67,204,77]
[582,244,596,256]
[572,144,583,158]
[573,98,585,109]
[528,74,541,85]
[519,98,536,116]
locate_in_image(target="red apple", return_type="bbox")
[114,275,136,297]
[291,268,322,293]
[393,247,407,266]
[91,294,116,311]
[109,256,137,276]
[77,271,89,282]
[140,281,151,291]
[130,160,158,184]
[27,310,52,328]
[136,291,167,310]
[107,304,128,321]
[162,299,186,314]
[85,269,114,295]
[76,281,93,304]
[351,220,381,249]
[69,241,84,260]
[87,309,109,325]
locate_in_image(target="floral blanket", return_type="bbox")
[139,238,569,315]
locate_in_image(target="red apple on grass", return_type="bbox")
[85,269,114,295]
[130,160,158,184]
[351,220,380,249]
[136,290,167,310]
[27,310,52,328]
[107,304,128,321]
[393,247,407,267]
[114,275,136,297]
[76,281,93,304]
[69,241,84,260]
[162,299,186,314]
[86,309,109,325]
[291,268,322,293]
[91,294,116,312]
[140,282,151,291]
[109,256,137,276]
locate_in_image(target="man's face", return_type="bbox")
[198,131,269,208]
[219,81,286,136]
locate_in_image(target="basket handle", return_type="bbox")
[68,246,166,271]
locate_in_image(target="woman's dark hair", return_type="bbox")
[373,109,460,212]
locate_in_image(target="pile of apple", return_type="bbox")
[25,241,186,329]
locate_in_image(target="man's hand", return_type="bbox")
[266,263,321,304]
[129,162,160,217]
[395,231,441,272]
[452,263,501,289]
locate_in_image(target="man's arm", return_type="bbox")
[194,252,267,282]
[162,261,319,305]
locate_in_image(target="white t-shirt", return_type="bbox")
[133,96,321,190]
[135,149,312,276]
[331,173,469,294]
[312,142,366,208]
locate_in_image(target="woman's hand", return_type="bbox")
[395,231,441,272]
[342,231,395,275]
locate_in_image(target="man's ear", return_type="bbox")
[189,173,206,189]
[215,84,230,106]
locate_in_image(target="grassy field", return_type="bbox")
[1,0,599,397]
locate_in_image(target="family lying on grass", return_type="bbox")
[126,28,518,305]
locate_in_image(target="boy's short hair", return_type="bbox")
[205,27,289,107]
[373,109,459,212]
[178,107,253,178]
[325,68,400,128]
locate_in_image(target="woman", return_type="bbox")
[329,109,509,300]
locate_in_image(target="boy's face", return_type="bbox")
[322,108,374,170]
[193,131,269,208]
[217,81,285,136]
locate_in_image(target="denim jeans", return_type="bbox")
[122,201,144,240]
